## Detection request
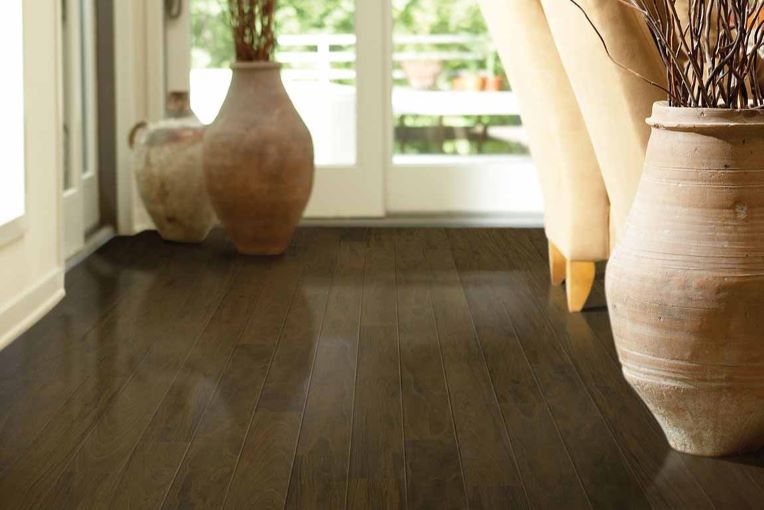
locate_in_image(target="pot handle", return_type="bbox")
[128,121,149,149]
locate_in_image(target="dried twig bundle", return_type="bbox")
[572,0,764,108]
[228,0,277,62]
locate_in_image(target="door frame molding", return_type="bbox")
[113,0,164,234]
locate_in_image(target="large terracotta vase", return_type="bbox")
[607,102,764,456]
[203,62,314,255]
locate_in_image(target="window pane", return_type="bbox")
[190,0,357,166]
[0,0,25,226]
[392,0,528,160]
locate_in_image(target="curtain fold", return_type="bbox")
[479,0,610,262]
[480,0,666,258]
[541,0,666,244]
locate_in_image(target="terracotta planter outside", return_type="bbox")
[483,75,504,91]
[607,102,764,456]
[131,91,215,243]
[401,59,443,90]
[203,62,314,255]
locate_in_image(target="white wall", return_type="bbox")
[0,0,65,349]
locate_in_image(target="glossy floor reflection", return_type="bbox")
[0,228,762,509]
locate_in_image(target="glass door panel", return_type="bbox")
[391,0,528,161]
[387,0,542,218]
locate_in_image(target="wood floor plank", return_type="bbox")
[284,230,368,510]
[222,229,342,509]
[515,229,764,509]
[0,234,158,473]
[447,229,591,510]
[394,229,468,510]
[457,229,649,509]
[161,231,311,510]
[108,254,273,508]
[3,227,764,509]
[346,229,407,510]
[491,228,706,509]
[419,229,529,509]
[0,234,144,382]
[27,235,240,509]
[0,235,222,508]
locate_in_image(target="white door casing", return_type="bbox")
[62,0,101,258]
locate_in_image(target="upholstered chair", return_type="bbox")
[479,0,665,311]
[479,0,608,312]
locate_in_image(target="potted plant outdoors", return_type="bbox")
[482,51,503,91]
[203,0,314,255]
[574,0,764,456]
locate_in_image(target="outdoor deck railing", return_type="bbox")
[274,33,495,83]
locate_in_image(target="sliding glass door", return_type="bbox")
[180,0,540,220]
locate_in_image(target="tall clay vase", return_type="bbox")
[203,62,314,255]
[607,102,764,457]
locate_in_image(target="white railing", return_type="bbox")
[192,33,512,165]
[273,33,494,83]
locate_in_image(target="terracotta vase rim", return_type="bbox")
[230,61,282,71]
[648,100,764,129]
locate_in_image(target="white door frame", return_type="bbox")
[113,0,165,234]
[302,0,390,218]
[61,0,85,257]
[61,0,103,257]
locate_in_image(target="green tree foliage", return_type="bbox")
[392,0,486,35]
[192,0,491,68]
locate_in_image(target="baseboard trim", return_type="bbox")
[0,268,65,351]
[66,225,116,272]
[300,213,544,228]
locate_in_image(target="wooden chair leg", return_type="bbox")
[548,242,566,286]
[565,260,595,313]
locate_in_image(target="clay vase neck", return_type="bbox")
[221,62,286,115]
[166,91,194,119]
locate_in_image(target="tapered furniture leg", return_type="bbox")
[565,260,595,312]
[548,242,566,285]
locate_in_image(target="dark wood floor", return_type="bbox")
[1,228,763,509]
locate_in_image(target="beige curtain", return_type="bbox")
[480,0,665,258]
[479,0,609,261]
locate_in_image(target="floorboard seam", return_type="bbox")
[491,230,662,508]
[513,231,718,509]
[220,242,314,509]
[156,262,272,509]
[392,231,409,510]
[282,238,344,508]
[444,229,531,508]
[102,261,241,504]
[451,230,594,509]
[342,237,369,510]
[421,231,470,508]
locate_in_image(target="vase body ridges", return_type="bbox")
[203,62,314,255]
[607,103,764,457]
